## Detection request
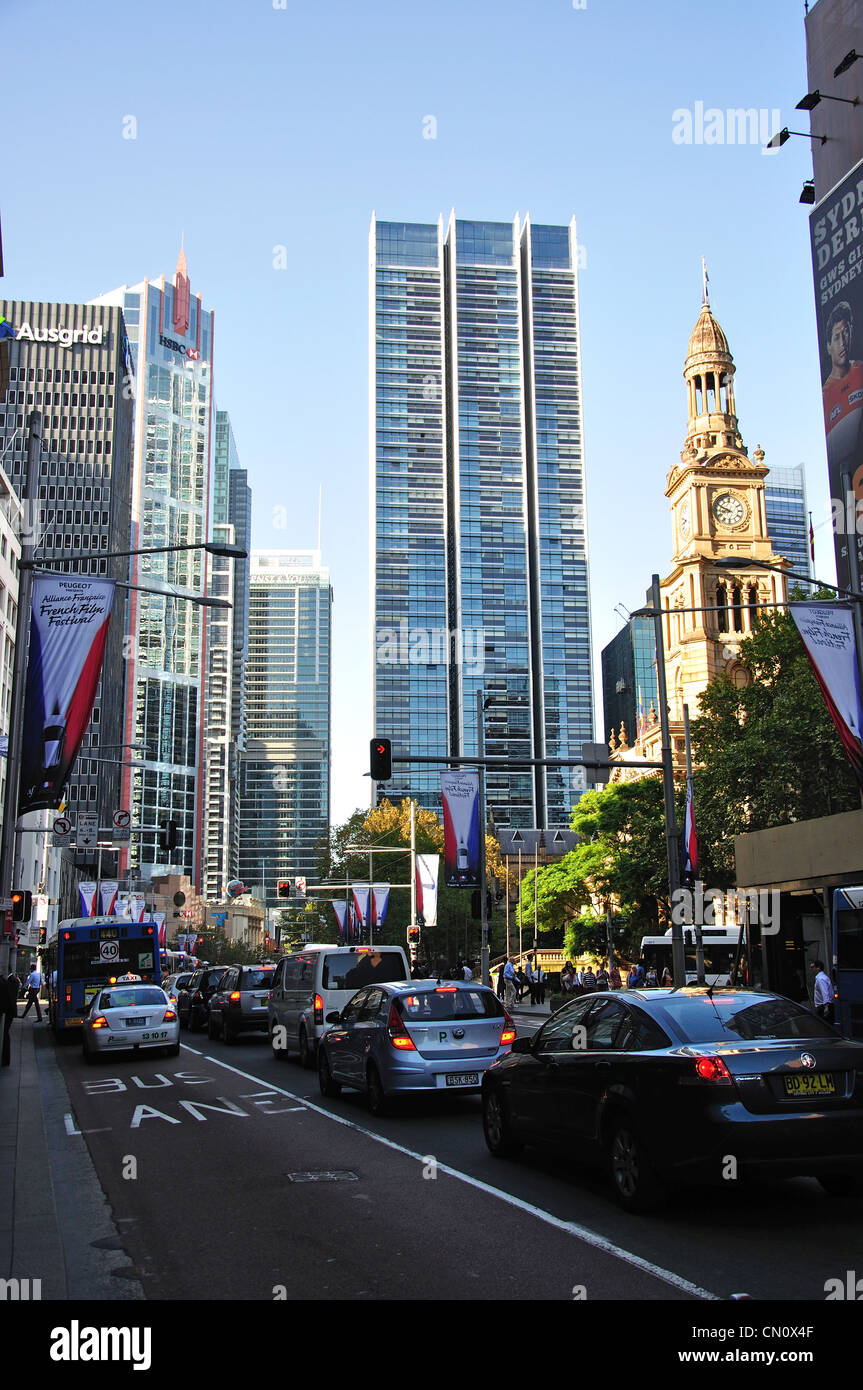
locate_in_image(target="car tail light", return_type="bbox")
[386,1001,416,1050]
[693,1056,733,1084]
[163,1009,177,1022]
[500,1010,516,1046]
[435,986,458,993]
[91,1016,108,1029]
[313,993,324,1025]
[229,990,241,1003]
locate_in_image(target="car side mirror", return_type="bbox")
[511,1036,533,1054]
[326,1010,341,1024]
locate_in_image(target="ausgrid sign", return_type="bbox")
[15,322,104,348]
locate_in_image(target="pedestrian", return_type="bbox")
[496,962,506,999]
[1,973,16,1066]
[645,964,658,987]
[810,959,835,1024]
[525,956,536,1004]
[462,960,473,982]
[609,963,622,990]
[534,962,546,1005]
[560,962,575,993]
[581,966,597,993]
[596,964,610,991]
[503,957,519,1009]
[21,965,43,1021]
[661,965,673,987]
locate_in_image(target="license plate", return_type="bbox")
[125,1017,146,1027]
[784,1073,835,1097]
[445,1072,479,1087]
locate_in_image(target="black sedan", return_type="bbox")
[481,988,863,1212]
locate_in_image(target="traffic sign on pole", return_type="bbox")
[78,812,99,848]
[112,808,132,842]
[52,813,74,847]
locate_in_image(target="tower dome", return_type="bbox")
[682,269,741,453]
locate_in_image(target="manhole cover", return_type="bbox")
[285,1170,359,1183]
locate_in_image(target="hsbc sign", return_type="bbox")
[159,332,201,360]
[16,322,104,348]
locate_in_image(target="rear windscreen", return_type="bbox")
[653,994,837,1043]
[241,969,274,990]
[397,989,504,1022]
[99,989,167,1009]
[61,941,156,982]
[322,951,408,990]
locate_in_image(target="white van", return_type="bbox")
[267,944,411,1068]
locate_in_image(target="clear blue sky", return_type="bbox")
[4,0,827,820]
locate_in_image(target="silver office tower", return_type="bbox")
[370,214,593,829]
[93,250,214,884]
[239,552,331,902]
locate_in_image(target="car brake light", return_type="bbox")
[91,1016,108,1029]
[229,991,241,1002]
[500,1009,516,1046]
[163,1009,177,1021]
[694,1056,733,1083]
[386,1001,416,1050]
[435,986,458,993]
[314,993,324,1025]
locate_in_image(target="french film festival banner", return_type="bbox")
[810,158,863,593]
[20,575,116,814]
[440,771,481,887]
[791,603,863,786]
[415,855,439,926]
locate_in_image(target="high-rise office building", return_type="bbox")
[239,551,331,903]
[764,464,812,582]
[202,411,251,900]
[601,616,659,749]
[370,214,593,829]
[92,250,214,885]
[0,298,135,828]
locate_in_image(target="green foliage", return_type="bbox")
[691,604,860,881]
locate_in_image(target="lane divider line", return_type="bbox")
[181,1045,718,1300]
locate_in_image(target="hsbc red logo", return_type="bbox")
[159,332,201,361]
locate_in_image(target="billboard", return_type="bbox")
[19,574,115,814]
[810,159,863,592]
[440,771,481,887]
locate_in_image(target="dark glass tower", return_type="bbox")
[371,213,593,829]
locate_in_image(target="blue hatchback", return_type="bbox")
[318,979,517,1115]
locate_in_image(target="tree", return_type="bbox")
[691,604,860,881]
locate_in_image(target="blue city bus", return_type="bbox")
[832,887,863,1040]
[45,917,162,1037]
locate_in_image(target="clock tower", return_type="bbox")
[658,280,788,730]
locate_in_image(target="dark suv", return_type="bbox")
[178,967,229,1032]
[208,965,275,1043]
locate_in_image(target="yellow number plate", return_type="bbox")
[784,1073,835,1097]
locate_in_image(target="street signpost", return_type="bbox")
[77,812,99,848]
[52,812,75,848]
[111,809,131,842]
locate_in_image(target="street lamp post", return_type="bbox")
[650,574,685,986]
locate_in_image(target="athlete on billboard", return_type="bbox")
[822,302,863,591]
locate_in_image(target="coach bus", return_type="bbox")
[831,887,863,1039]
[638,927,742,987]
[45,917,162,1036]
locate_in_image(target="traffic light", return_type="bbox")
[470,890,494,921]
[277,880,292,899]
[160,819,179,853]
[11,890,32,922]
[407,925,420,945]
[39,928,47,946]
[370,737,392,781]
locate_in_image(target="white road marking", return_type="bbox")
[190,1047,719,1300]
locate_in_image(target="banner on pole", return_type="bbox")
[371,883,390,927]
[332,900,348,942]
[790,602,863,786]
[99,881,119,917]
[681,776,698,884]
[440,771,481,887]
[78,881,98,917]
[415,854,440,927]
[351,884,371,931]
[20,575,116,814]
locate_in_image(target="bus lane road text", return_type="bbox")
[63,1070,307,1133]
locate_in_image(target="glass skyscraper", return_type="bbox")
[764,464,812,582]
[601,616,659,748]
[93,250,214,884]
[371,213,593,829]
[239,551,331,902]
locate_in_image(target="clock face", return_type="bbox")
[679,505,691,538]
[712,493,747,528]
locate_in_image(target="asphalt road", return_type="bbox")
[51,1021,863,1303]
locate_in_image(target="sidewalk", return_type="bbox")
[0,1005,144,1299]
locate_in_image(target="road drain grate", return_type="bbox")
[286,1170,359,1183]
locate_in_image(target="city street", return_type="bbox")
[46,1019,863,1304]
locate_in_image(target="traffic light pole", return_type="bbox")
[477,688,489,988]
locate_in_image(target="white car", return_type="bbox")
[82,983,180,1063]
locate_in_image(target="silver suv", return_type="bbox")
[207,965,275,1043]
